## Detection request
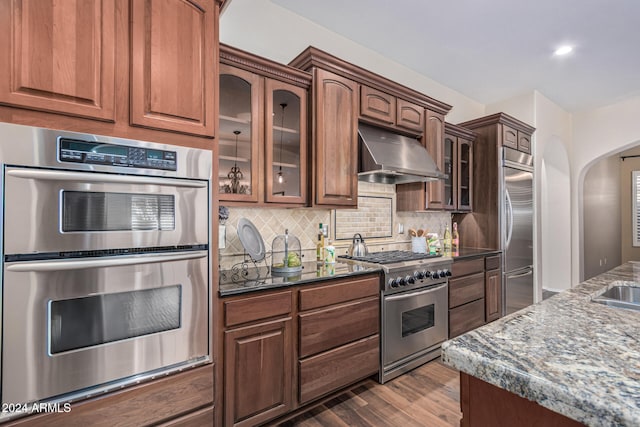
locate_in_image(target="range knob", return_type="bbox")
[388,278,396,288]
[394,276,404,287]
[404,275,415,285]
[444,269,452,277]
[424,270,432,278]
[438,270,448,278]
[414,271,425,280]
[429,271,438,278]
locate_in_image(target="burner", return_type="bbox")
[338,250,442,265]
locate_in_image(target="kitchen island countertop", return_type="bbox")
[219,260,381,296]
[441,262,640,426]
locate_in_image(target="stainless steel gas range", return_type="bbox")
[338,250,452,383]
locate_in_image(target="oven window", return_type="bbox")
[49,285,182,354]
[62,191,175,232]
[402,304,435,337]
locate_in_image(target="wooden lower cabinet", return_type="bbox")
[224,318,293,427]
[449,254,502,338]
[460,373,583,427]
[5,365,214,427]
[299,335,379,404]
[220,273,381,426]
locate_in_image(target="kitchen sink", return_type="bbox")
[592,285,640,312]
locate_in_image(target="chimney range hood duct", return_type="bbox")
[357,123,446,184]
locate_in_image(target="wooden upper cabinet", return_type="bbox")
[218,65,262,203]
[265,80,308,205]
[442,135,457,211]
[396,98,424,133]
[517,131,531,154]
[457,137,473,211]
[0,0,116,121]
[313,68,358,207]
[360,85,395,125]
[130,0,215,136]
[425,110,445,209]
[501,124,518,149]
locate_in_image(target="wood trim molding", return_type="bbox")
[445,122,477,141]
[220,44,311,88]
[458,112,536,134]
[289,46,452,115]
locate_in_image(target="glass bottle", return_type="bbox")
[443,225,452,255]
[316,223,324,263]
[452,222,460,255]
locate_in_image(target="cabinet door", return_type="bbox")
[442,135,456,210]
[457,137,473,211]
[313,68,358,207]
[0,0,116,121]
[360,85,395,125]
[485,268,502,322]
[224,318,292,427]
[265,79,307,204]
[218,65,262,202]
[131,0,215,136]
[501,124,518,149]
[517,131,532,154]
[425,110,445,209]
[396,98,425,133]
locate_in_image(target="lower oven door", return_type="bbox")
[383,283,448,366]
[2,251,209,405]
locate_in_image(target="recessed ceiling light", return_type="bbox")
[554,45,573,56]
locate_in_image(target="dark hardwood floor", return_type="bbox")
[277,360,461,427]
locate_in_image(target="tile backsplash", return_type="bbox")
[218,182,450,270]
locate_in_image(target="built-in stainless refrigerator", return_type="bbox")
[502,147,534,315]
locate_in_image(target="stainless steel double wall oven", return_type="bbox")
[0,123,211,413]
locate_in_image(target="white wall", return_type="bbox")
[583,155,621,280]
[219,0,484,123]
[486,91,573,296]
[572,96,640,284]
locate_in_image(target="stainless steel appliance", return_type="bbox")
[338,251,451,383]
[502,147,534,314]
[0,123,211,416]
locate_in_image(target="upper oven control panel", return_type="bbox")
[58,138,177,171]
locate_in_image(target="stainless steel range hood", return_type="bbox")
[358,123,446,184]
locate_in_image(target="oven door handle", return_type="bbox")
[384,283,447,301]
[6,169,207,188]
[6,251,207,272]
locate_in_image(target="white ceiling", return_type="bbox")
[270,0,640,113]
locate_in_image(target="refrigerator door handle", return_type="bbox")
[505,188,514,249]
[507,267,533,279]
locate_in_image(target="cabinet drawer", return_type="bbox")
[502,124,518,149]
[299,297,379,358]
[299,335,379,404]
[299,275,379,311]
[224,290,292,327]
[452,257,484,277]
[449,299,485,338]
[396,98,425,132]
[449,272,485,308]
[485,255,501,271]
[360,85,395,124]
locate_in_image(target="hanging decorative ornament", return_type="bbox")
[225,130,248,194]
[276,103,287,185]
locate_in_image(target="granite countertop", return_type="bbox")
[441,262,640,426]
[219,260,382,296]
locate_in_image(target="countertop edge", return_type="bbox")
[441,262,640,427]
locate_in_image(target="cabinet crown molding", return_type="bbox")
[220,44,311,88]
[458,112,536,134]
[289,46,452,115]
[445,122,477,140]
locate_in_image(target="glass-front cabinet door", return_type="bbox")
[218,65,261,202]
[442,135,456,210]
[457,138,473,211]
[265,80,307,204]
